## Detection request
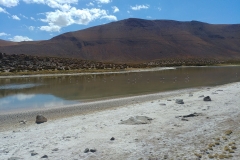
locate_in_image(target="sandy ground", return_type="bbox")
[1,82,240,160]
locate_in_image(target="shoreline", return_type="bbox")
[1,81,240,159]
[0,67,175,79]
[0,81,239,131]
[1,64,239,79]
[0,87,198,131]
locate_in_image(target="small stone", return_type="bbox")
[90,149,97,152]
[19,120,27,124]
[231,146,237,150]
[208,155,214,159]
[36,115,47,124]
[225,130,232,135]
[163,155,168,159]
[215,142,220,145]
[218,154,227,159]
[52,148,58,151]
[224,146,230,151]
[208,143,215,147]
[110,137,115,141]
[199,95,204,98]
[119,116,153,125]
[229,150,234,153]
[8,157,21,160]
[203,96,211,101]
[84,148,89,153]
[222,136,228,140]
[215,137,220,141]
[228,154,233,158]
[31,152,38,156]
[41,155,48,158]
[175,99,184,104]
[181,118,188,121]
[194,153,202,158]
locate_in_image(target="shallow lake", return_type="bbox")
[0,66,240,113]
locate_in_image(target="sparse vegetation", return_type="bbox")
[1,52,239,76]
[194,153,202,158]
[225,130,233,135]
[0,53,129,75]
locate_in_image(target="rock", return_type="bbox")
[175,99,184,104]
[36,115,47,124]
[203,96,211,101]
[159,103,166,106]
[0,52,4,59]
[182,112,200,118]
[84,148,89,153]
[90,149,97,152]
[163,155,169,159]
[41,155,48,158]
[199,95,204,98]
[52,148,58,151]
[181,118,189,121]
[225,130,232,135]
[19,120,27,124]
[8,157,22,160]
[110,137,115,141]
[119,116,153,125]
[31,152,38,156]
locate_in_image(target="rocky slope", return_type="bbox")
[0,18,240,63]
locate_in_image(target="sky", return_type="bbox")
[0,0,240,42]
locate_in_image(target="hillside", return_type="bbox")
[0,18,240,63]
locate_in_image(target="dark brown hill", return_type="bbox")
[1,18,240,63]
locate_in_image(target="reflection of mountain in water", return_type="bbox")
[0,66,239,101]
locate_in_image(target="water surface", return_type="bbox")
[0,66,239,113]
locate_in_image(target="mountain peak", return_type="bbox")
[0,18,240,63]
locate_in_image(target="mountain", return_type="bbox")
[1,18,240,63]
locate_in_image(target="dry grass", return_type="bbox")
[225,130,233,135]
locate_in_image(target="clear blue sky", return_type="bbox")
[0,0,239,42]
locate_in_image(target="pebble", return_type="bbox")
[203,96,211,101]
[110,137,115,141]
[84,148,89,153]
[41,155,48,158]
[90,149,97,152]
[52,148,59,151]
[31,152,38,156]
[8,158,21,160]
[175,99,184,104]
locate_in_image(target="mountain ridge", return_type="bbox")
[1,18,240,63]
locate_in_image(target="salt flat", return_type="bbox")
[1,82,240,160]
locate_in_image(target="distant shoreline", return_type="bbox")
[1,64,240,79]
[0,67,175,79]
